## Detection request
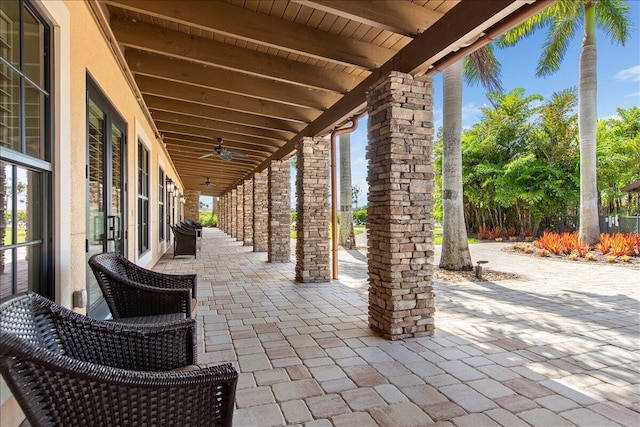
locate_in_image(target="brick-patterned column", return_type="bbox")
[227,192,232,234]
[268,159,290,262]
[243,179,254,246]
[236,183,244,242]
[253,170,268,252]
[211,196,218,218]
[219,194,225,232]
[221,194,227,232]
[230,189,237,239]
[295,137,330,283]
[184,190,200,222]
[366,71,435,340]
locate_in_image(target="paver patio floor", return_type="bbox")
[154,228,639,427]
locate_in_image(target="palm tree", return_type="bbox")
[439,45,502,271]
[498,0,631,244]
[339,133,355,249]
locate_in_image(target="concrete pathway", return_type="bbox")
[154,228,639,427]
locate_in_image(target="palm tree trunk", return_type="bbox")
[338,133,355,249]
[440,60,473,271]
[578,4,600,245]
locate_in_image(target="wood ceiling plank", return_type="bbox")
[105,0,394,69]
[292,0,443,37]
[144,94,305,134]
[162,136,275,157]
[150,109,291,143]
[136,75,321,124]
[157,123,283,152]
[111,18,365,93]
[126,50,339,110]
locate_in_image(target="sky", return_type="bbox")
[204,2,640,211]
[322,0,640,210]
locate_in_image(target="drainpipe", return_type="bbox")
[330,110,367,279]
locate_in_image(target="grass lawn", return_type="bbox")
[434,226,480,245]
[2,228,27,245]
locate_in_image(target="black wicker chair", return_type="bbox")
[0,292,238,427]
[171,224,198,258]
[88,252,198,319]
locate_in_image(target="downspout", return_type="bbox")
[330,110,367,279]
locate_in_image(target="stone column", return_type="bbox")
[236,183,244,242]
[230,189,237,239]
[219,194,224,232]
[184,190,200,222]
[295,137,330,283]
[218,193,229,233]
[366,71,435,340]
[253,170,268,252]
[211,196,218,217]
[227,192,232,234]
[268,159,290,262]
[243,179,254,246]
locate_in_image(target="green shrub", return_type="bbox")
[199,212,218,227]
[353,209,367,225]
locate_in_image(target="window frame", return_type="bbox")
[0,0,53,300]
[158,166,164,242]
[137,140,149,255]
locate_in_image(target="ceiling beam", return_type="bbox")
[145,95,304,134]
[110,17,364,93]
[105,0,395,69]
[126,50,339,110]
[136,75,320,124]
[291,0,445,37]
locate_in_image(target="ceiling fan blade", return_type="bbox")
[219,150,234,161]
[228,150,248,158]
[198,152,215,159]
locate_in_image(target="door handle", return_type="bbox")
[107,215,121,241]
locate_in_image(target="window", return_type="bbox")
[158,167,164,241]
[0,0,52,299]
[137,141,149,255]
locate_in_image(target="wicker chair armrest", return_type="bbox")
[111,273,194,296]
[50,305,197,370]
[132,268,197,292]
[173,225,196,235]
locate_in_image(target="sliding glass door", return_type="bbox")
[86,79,126,318]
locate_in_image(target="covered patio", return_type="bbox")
[153,228,638,426]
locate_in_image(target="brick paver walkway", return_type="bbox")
[154,228,639,427]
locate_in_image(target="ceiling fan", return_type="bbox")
[198,137,247,161]
[199,177,217,188]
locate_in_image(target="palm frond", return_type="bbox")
[464,45,503,92]
[537,16,577,76]
[595,0,631,46]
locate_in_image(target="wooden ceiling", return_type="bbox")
[92,0,551,196]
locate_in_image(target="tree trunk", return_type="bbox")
[439,60,473,271]
[578,4,600,245]
[338,133,355,249]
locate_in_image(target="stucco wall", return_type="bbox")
[1,2,182,424]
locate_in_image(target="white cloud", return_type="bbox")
[614,65,640,82]
[624,91,640,98]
